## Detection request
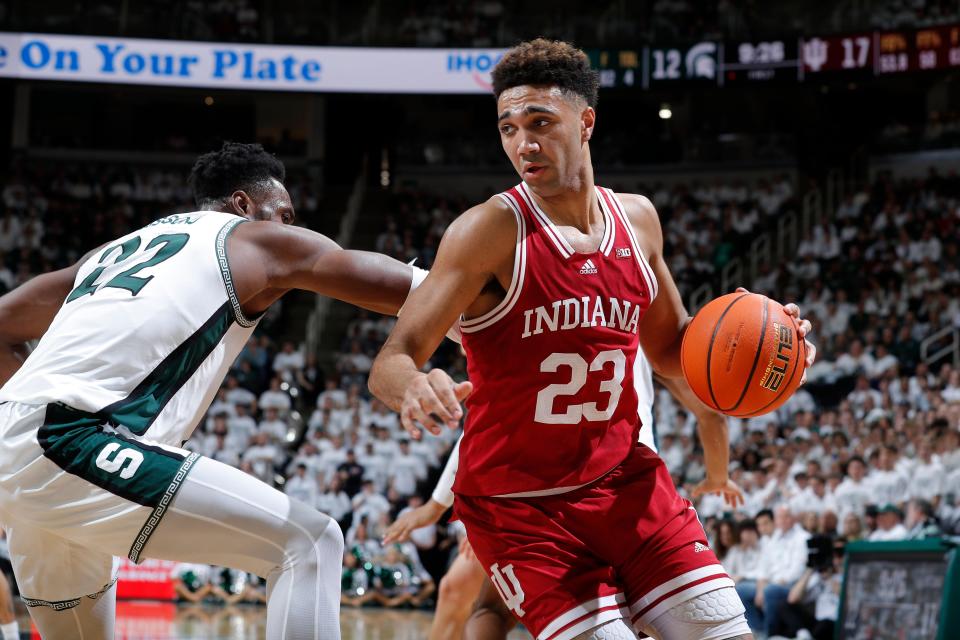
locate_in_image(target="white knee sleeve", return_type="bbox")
[572,617,638,640]
[639,586,750,640]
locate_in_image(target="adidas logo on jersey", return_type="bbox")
[615,247,632,259]
[694,542,709,553]
[579,259,598,275]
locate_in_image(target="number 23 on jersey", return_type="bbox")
[534,349,626,424]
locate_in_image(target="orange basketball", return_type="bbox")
[681,292,806,418]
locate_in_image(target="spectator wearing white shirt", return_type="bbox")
[868,504,908,541]
[242,432,279,484]
[389,440,428,497]
[258,406,288,443]
[372,427,401,459]
[833,457,872,521]
[224,375,257,409]
[316,476,352,528]
[317,440,348,485]
[865,344,899,381]
[724,520,764,584]
[273,341,305,381]
[868,445,909,508]
[228,403,258,447]
[368,399,400,432]
[337,340,373,375]
[737,505,811,637]
[351,480,391,525]
[909,440,944,502]
[847,375,882,413]
[205,388,236,428]
[285,463,319,506]
[206,430,241,467]
[659,433,684,473]
[357,442,389,492]
[316,380,348,409]
[259,376,292,414]
[790,474,836,516]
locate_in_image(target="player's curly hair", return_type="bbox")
[491,38,599,107]
[189,141,286,207]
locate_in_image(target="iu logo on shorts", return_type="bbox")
[490,563,526,617]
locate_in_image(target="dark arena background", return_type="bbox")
[0,1,959,639]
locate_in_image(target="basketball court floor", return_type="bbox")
[13,601,534,639]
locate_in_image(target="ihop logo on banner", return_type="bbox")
[446,50,504,90]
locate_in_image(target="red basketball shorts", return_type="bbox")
[455,442,733,640]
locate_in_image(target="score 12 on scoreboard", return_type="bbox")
[646,42,719,86]
[877,25,960,73]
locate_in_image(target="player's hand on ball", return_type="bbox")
[691,477,745,509]
[401,369,473,438]
[735,287,817,385]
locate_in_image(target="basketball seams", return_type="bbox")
[726,296,769,413]
[703,293,751,413]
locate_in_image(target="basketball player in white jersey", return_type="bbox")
[384,351,744,640]
[0,142,436,640]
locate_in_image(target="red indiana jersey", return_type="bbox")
[456,183,659,497]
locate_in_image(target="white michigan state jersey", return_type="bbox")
[0,211,258,447]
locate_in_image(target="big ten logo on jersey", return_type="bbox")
[490,563,525,617]
[759,321,793,392]
[521,296,643,339]
[95,443,145,479]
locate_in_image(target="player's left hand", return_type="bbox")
[691,477,745,509]
[382,499,447,544]
[736,287,816,385]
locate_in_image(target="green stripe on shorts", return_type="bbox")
[39,403,193,508]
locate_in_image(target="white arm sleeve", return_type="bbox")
[401,264,462,344]
[431,436,461,508]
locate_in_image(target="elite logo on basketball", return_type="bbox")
[759,322,793,392]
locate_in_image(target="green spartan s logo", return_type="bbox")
[95,443,145,479]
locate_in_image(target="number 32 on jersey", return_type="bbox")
[534,349,626,424]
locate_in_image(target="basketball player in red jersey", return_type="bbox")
[370,39,815,640]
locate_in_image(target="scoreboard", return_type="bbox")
[876,25,960,74]
[724,39,800,83]
[801,33,873,73]
[646,42,719,85]
[589,49,641,88]
[589,23,960,88]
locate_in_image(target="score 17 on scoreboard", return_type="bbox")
[589,23,960,88]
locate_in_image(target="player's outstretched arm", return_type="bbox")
[620,195,817,381]
[617,194,690,378]
[0,262,84,385]
[369,199,517,437]
[658,374,744,508]
[383,436,461,543]
[228,221,418,316]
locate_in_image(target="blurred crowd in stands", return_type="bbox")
[3,0,957,47]
[1,161,959,631]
